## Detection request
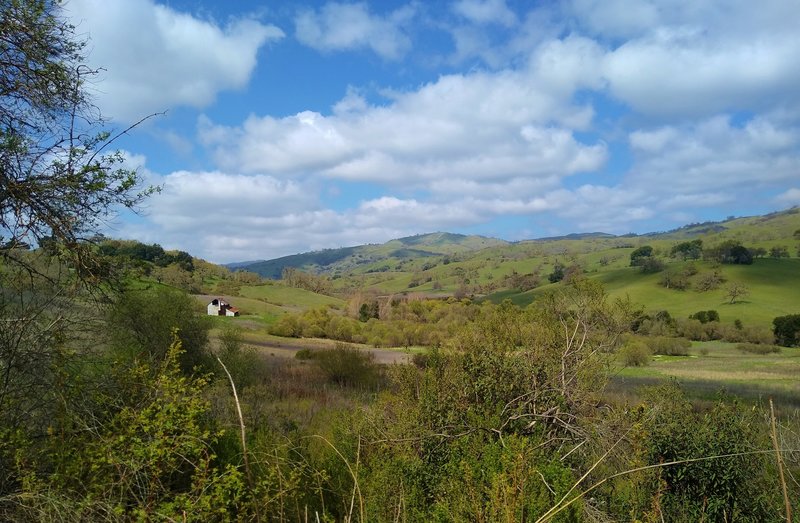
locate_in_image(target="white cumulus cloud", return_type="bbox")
[198,49,607,194]
[295,2,415,60]
[453,0,517,27]
[65,0,283,122]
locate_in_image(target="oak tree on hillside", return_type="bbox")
[725,282,750,304]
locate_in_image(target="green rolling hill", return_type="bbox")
[231,208,800,327]
[239,232,508,278]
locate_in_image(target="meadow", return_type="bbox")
[610,341,800,413]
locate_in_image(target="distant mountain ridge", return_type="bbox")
[233,209,800,279]
[238,232,508,279]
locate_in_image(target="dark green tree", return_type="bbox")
[769,245,789,258]
[705,241,753,265]
[547,261,565,283]
[670,239,703,260]
[773,314,800,347]
[630,245,653,266]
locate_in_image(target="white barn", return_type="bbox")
[207,298,240,317]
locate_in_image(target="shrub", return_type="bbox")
[736,343,781,354]
[695,270,725,291]
[619,341,651,366]
[639,256,665,273]
[647,336,691,356]
[682,262,699,276]
[638,384,776,521]
[411,352,430,368]
[742,325,775,345]
[769,245,789,258]
[547,262,565,283]
[726,245,753,264]
[671,240,703,260]
[109,286,212,374]
[675,318,708,341]
[705,241,753,264]
[269,315,302,337]
[294,348,314,360]
[216,325,262,389]
[689,310,719,323]
[312,343,381,389]
[659,271,689,289]
[634,311,676,337]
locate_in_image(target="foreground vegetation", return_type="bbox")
[4,266,799,521]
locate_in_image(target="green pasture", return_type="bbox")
[238,283,343,309]
[611,341,800,412]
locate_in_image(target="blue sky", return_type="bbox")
[63,0,800,263]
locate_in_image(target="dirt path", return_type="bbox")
[243,337,413,365]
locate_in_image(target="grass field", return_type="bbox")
[609,341,800,413]
[238,283,343,309]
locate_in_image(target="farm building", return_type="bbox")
[207,298,240,317]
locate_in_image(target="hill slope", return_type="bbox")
[240,232,508,278]
[228,208,800,328]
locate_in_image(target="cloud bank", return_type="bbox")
[80,0,800,262]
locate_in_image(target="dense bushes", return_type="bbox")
[675,318,775,344]
[630,245,653,266]
[271,298,479,348]
[108,285,212,374]
[633,384,778,521]
[705,240,754,264]
[619,339,651,366]
[5,274,797,521]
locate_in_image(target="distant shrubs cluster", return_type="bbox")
[677,318,774,344]
[271,297,476,347]
[659,263,698,289]
[695,270,725,291]
[736,343,781,355]
[503,269,540,291]
[670,239,703,260]
[634,309,775,345]
[281,267,333,295]
[629,245,666,273]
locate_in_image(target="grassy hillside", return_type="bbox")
[240,232,508,278]
[221,208,800,329]
[238,282,344,310]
